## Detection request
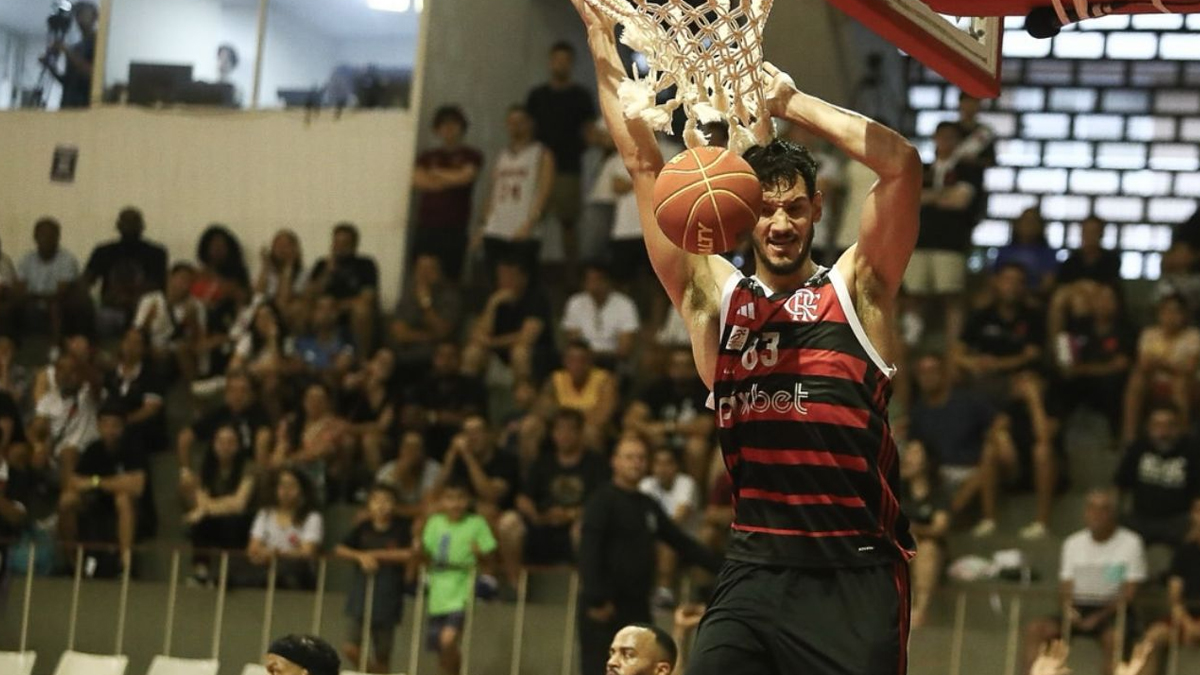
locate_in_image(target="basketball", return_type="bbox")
[653,147,762,256]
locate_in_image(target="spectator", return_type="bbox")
[605,624,679,675]
[246,467,323,589]
[956,263,1044,394]
[462,259,557,383]
[995,207,1058,296]
[498,409,608,570]
[525,41,597,244]
[59,403,147,556]
[0,238,18,338]
[1049,283,1133,435]
[623,346,714,483]
[253,229,309,332]
[1023,490,1146,675]
[84,207,168,335]
[341,348,399,478]
[578,436,720,675]
[541,340,619,450]
[270,382,347,501]
[134,263,207,382]
[178,371,272,492]
[182,424,256,585]
[562,264,640,370]
[103,327,167,454]
[578,122,617,264]
[377,430,441,520]
[30,333,101,407]
[411,105,484,281]
[638,445,699,609]
[1122,293,1200,442]
[1139,497,1200,674]
[194,225,251,316]
[39,1,97,108]
[229,301,295,416]
[0,453,30,577]
[701,466,734,555]
[0,387,28,468]
[335,482,415,673]
[1115,404,1200,548]
[295,294,355,386]
[16,217,87,342]
[899,440,950,628]
[420,480,498,675]
[1155,242,1200,317]
[0,335,30,402]
[405,341,486,462]
[308,223,380,354]
[390,253,463,380]
[475,105,556,273]
[952,92,997,171]
[29,351,100,478]
[1057,216,1121,287]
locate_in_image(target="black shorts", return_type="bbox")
[687,560,910,675]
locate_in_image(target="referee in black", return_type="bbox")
[579,435,722,675]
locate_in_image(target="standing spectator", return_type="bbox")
[1115,404,1200,548]
[561,264,640,370]
[246,467,324,589]
[254,230,309,332]
[390,253,463,381]
[541,340,619,450]
[476,105,555,273]
[1138,497,1200,674]
[412,105,484,281]
[182,424,256,585]
[133,263,207,382]
[956,263,1044,394]
[1023,490,1146,675]
[1122,293,1200,442]
[103,328,167,455]
[16,217,86,342]
[294,294,355,386]
[405,341,486,462]
[1058,216,1121,287]
[525,40,597,253]
[899,440,950,628]
[308,223,380,354]
[377,431,441,520]
[995,208,1059,296]
[39,1,97,108]
[335,483,414,673]
[952,92,997,171]
[84,207,169,336]
[623,347,714,483]
[420,480,497,675]
[1049,283,1133,435]
[462,260,557,383]
[638,445,699,609]
[578,436,720,675]
[578,122,617,264]
[178,371,272,493]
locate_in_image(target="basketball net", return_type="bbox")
[584,0,775,153]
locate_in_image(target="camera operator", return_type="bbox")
[40,2,98,109]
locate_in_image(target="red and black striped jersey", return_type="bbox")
[711,265,916,568]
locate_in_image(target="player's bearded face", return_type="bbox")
[751,181,820,276]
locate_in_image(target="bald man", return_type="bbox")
[608,624,679,675]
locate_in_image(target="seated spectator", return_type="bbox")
[389,254,463,381]
[0,387,28,465]
[994,370,1063,541]
[0,335,30,402]
[269,382,347,501]
[295,294,355,387]
[16,217,89,342]
[182,424,256,585]
[405,341,486,461]
[561,264,639,370]
[639,445,698,609]
[899,440,950,628]
[0,236,18,338]
[229,302,296,417]
[308,223,380,354]
[994,207,1058,296]
[341,348,399,478]
[1024,490,1146,675]
[246,467,323,589]
[193,226,251,374]
[955,262,1044,397]
[103,328,166,454]
[540,340,618,450]
[701,465,734,556]
[83,207,168,335]
[1057,216,1121,287]
[178,371,272,492]
[0,453,30,573]
[623,346,714,483]
[1048,283,1133,434]
[498,409,608,570]
[377,431,441,520]
[1139,497,1200,673]
[253,229,309,332]
[462,259,557,383]
[134,263,207,382]
[1155,242,1200,317]
[30,333,102,406]
[59,403,147,556]
[29,351,100,478]
[1122,294,1200,443]
[1115,404,1200,548]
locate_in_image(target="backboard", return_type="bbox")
[827,0,1005,98]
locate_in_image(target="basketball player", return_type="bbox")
[570,2,921,674]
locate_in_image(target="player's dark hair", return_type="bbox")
[267,634,340,675]
[742,138,818,199]
[433,104,468,132]
[550,40,576,57]
[628,623,678,670]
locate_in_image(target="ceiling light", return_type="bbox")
[368,0,412,12]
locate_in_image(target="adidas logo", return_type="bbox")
[736,303,756,320]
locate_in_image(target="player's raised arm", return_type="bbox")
[763,63,921,297]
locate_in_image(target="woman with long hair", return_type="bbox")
[270,381,347,501]
[994,207,1059,297]
[900,440,950,629]
[183,424,256,585]
[229,301,294,417]
[246,466,323,589]
[254,229,309,332]
[1123,292,1200,442]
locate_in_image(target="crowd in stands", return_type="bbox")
[3,38,1200,675]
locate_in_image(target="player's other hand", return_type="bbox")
[674,603,705,630]
[761,61,799,118]
[1029,640,1070,675]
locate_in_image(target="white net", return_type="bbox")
[585,0,775,152]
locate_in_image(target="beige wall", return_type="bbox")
[0,107,415,307]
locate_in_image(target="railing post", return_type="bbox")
[311,557,327,635]
[115,548,132,654]
[562,570,580,675]
[460,568,478,675]
[360,571,376,672]
[19,544,35,653]
[1003,595,1022,675]
[260,555,278,656]
[948,591,967,675]
[509,569,529,675]
[67,546,84,652]
[408,567,427,675]
[163,549,180,656]
[1112,599,1127,675]
[211,552,230,660]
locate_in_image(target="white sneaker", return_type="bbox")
[1018,522,1048,540]
[971,519,997,538]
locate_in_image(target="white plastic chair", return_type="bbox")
[52,651,128,675]
[0,651,37,675]
[145,656,220,675]
[239,665,267,675]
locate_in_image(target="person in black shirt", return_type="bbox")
[59,403,147,554]
[182,423,257,584]
[39,2,97,108]
[308,223,380,354]
[1115,403,1200,547]
[1049,283,1133,434]
[1139,498,1200,672]
[0,389,27,462]
[623,346,714,483]
[84,207,169,334]
[1057,216,1122,287]
[462,259,557,383]
[956,262,1044,396]
[578,435,722,675]
[104,328,167,454]
[405,341,486,461]
[898,440,949,628]
[178,371,272,496]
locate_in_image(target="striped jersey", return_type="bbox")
[712,265,916,568]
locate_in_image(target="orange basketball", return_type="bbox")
[653,147,762,255]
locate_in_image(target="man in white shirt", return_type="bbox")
[562,264,640,371]
[639,445,700,610]
[30,352,100,477]
[133,262,207,381]
[1023,489,1147,675]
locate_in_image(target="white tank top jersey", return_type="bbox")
[484,143,545,240]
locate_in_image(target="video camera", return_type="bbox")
[47,1,74,38]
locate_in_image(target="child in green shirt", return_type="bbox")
[421,479,497,675]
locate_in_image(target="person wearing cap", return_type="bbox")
[266,634,340,675]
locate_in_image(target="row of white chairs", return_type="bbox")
[0,651,395,675]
